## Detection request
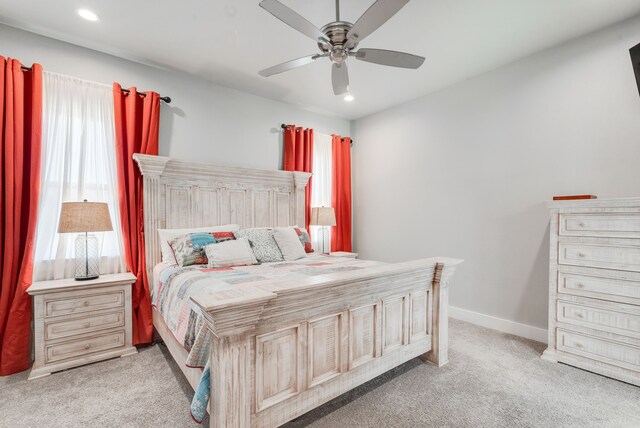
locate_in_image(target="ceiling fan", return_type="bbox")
[258,0,425,96]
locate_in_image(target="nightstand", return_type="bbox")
[27,272,137,380]
[328,251,358,258]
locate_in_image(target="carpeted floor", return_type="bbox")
[1,319,639,427]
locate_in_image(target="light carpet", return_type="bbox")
[1,319,639,427]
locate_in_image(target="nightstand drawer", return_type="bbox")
[45,290,124,318]
[557,329,640,373]
[45,330,125,364]
[45,311,126,341]
[559,214,640,238]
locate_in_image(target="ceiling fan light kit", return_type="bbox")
[258,0,425,96]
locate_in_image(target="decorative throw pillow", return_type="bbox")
[294,227,314,253]
[204,237,257,268]
[169,231,237,267]
[234,228,284,263]
[273,227,307,261]
[158,224,240,263]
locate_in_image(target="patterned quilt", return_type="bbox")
[152,255,384,422]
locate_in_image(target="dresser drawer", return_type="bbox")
[45,330,125,364]
[45,311,125,341]
[560,214,640,238]
[558,242,640,272]
[557,300,640,338]
[44,290,124,318]
[558,271,640,302]
[557,329,640,373]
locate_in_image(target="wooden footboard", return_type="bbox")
[192,257,462,428]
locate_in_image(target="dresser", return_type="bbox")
[543,198,640,386]
[27,273,137,380]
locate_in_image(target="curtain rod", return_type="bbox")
[19,66,171,104]
[280,123,354,145]
[121,88,171,104]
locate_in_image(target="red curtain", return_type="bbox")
[331,135,352,252]
[0,58,42,375]
[113,84,159,346]
[283,125,314,231]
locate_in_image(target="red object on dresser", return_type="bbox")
[552,195,597,201]
[0,58,42,375]
[113,84,160,346]
[331,135,352,252]
[283,125,314,234]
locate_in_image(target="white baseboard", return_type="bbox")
[449,306,548,344]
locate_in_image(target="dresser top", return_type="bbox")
[546,197,640,210]
[27,272,137,295]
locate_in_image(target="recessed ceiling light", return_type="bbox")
[344,94,354,102]
[77,9,99,22]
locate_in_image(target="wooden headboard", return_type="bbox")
[133,154,311,278]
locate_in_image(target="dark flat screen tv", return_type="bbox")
[630,42,640,96]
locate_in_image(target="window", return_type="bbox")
[33,72,124,281]
[310,133,333,252]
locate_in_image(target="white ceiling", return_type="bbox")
[2,0,640,120]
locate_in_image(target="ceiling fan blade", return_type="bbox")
[259,0,329,44]
[332,63,349,95]
[354,48,425,69]
[345,0,409,48]
[259,55,321,77]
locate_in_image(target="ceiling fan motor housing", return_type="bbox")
[319,21,358,56]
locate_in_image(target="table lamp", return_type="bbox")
[310,206,336,254]
[58,200,113,280]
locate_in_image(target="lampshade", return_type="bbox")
[58,201,113,233]
[310,207,336,226]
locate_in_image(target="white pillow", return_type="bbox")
[273,227,307,261]
[157,224,240,263]
[204,237,257,268]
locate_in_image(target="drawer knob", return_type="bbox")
[576,283,584,288]
[575,313,584,319]
[83,323,91,329]
[577,252,585,258]
[83,301,90,306]
[575,342,583,349]
[84,344,91,350]
[578,222,586,228]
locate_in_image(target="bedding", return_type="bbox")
[157,224,240,263]
[169,231,236,267]
[273,227,307,261]
[152,254,385,422]
[295,227,314,253]
[233,228,284,263]
[204,236,257,268]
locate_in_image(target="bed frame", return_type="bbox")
[134,154,462,428]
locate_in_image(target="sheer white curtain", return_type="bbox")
[34,72,125,281]
[310,133,333,252]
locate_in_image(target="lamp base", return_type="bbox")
[75,233,100,281]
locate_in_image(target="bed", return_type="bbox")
[134,153,463,428]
